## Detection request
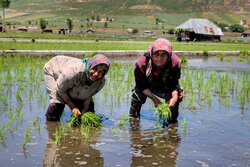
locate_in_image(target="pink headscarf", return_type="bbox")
[82,54,110,77]
[146,38,173,76]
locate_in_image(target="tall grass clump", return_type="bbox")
[240,50,249,56]
[217,54,225,61]
[203,50,209,57]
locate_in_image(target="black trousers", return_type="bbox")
[45,100,95,122]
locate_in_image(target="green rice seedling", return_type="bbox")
[55,124,69,146]
[203,50,209,57]
[28,87,33,102]
[238,77,250,109]
[180,56,188,66]
[188,93,195,110]
[0,95,7,111]
[81,112,102,128]
[204,82,213,107]
[37,124,40,134]
[224,57,232,62]
[32,116,39,127]
[240,50,249,56]
[80,126,90,141]
[0,125,6,143]
[217,54,225,61]
[22,127,31,151]
[16,105,24,123]
[110,113,130,134]
[183,118,187,133]
[68,116,81,127]
[117,113,129,127]
[154,102,172,130]
[16,86,23,104]
[55,127,62,146]
[237,57,244,62]
[247,57,250,64]
[32,116,41,133]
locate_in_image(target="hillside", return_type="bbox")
[2,0,250,31]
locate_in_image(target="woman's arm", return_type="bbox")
[60,93,81,117]
[168,89,178,109]
[142,89,162,107]
[56,68,82,117]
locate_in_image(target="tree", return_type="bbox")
[229,24,244,33]
[132,28,138,34]
[217,22,229,32]
[155,18,161,25]
[39,18,47,32]
[104,22,108,28]
[96,16,100,22]
[67,18,73,33]
[0,0,11,25]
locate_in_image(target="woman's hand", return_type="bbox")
[168,97,177,109]
[72,108,81,117]
[168,90,178,109]
[153,98,162,107]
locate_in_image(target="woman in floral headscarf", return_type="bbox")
[130,38,183,124]
[44,54,110,121]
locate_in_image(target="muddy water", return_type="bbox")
[0,56,249,167]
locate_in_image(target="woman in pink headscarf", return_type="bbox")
[130,38,183,124]
[44,54,110,121]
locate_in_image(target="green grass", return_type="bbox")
[1,41,249,51]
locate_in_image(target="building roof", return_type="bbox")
[176,18,224,36]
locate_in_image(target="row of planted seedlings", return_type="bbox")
[180,67,250,111]
[0,55,50,151]
[101,59,249,130]
[99,61,134,110]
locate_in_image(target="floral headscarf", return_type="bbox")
[146,38,173,76]
[82,54,110,77]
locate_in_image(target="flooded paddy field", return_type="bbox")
[0,55,249,167]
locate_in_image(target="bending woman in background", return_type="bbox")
[130,38,183,124]
[44,54,110,121]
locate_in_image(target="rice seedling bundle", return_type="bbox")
[81,112,102,128]
[154,102,172,129]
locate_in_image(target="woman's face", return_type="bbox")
[88,64,108,82]
[152,50,170,69]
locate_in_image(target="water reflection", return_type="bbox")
[43,122,104,167]
[129,118,181,166]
